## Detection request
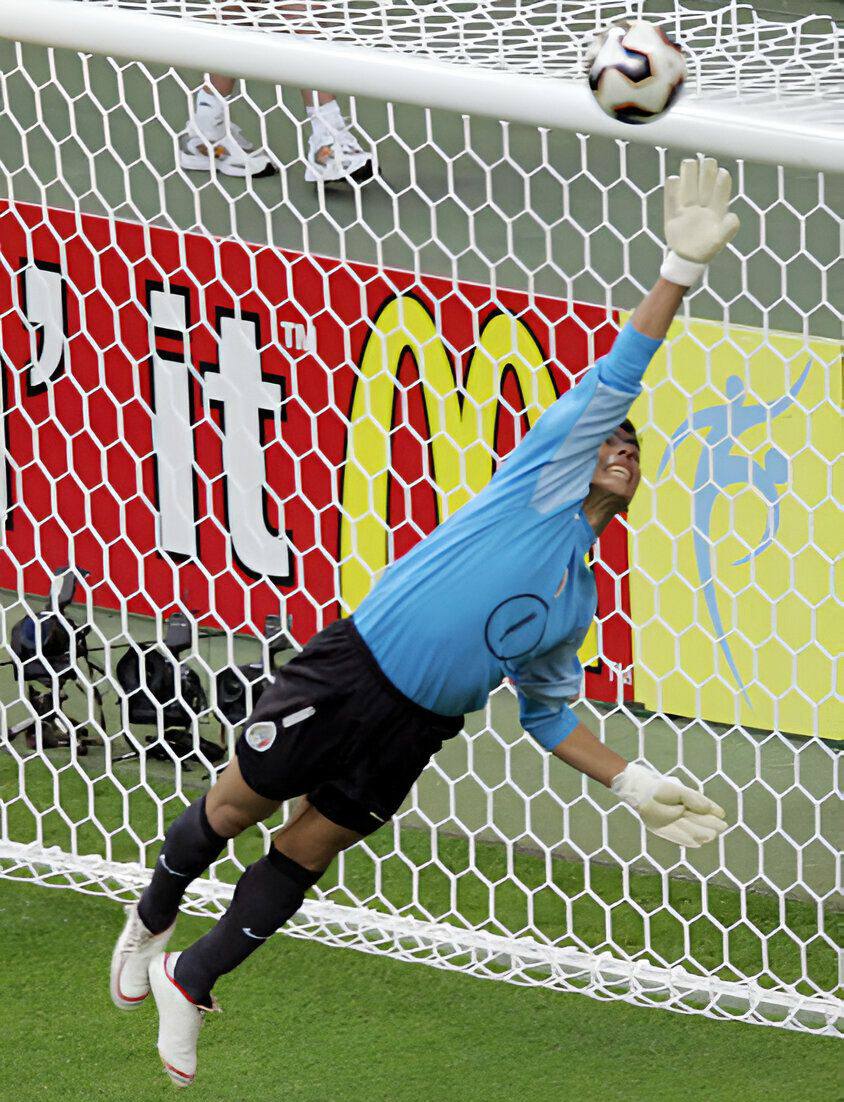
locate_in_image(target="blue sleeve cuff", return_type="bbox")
[520,700,579,751]
[597,320,663,395]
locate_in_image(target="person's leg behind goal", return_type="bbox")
[179,76,375,184]
[176,1,374,183]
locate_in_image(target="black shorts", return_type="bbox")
[235,617,464,835]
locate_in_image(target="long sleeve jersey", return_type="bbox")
[353,320,662,751]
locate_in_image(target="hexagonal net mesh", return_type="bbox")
[73,0,844,103]
[0,1,840,1034]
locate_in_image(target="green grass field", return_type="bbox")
[0,876,840,1102]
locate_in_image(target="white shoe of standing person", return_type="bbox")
[110,902,175,1010]
[149,951,220,1088]
[179,111,277,178]
[304,103,375,185]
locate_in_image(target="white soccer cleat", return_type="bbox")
[149,951,220,1088]
[179,116,277,179]
[110,902,175,1010]
[304,126,375,185]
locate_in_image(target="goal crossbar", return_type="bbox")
[1,0,841,173]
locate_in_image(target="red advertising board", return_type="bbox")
[0,199,633,701]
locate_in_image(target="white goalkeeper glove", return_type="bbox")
[661,157,741,287]
[611,762,728,848]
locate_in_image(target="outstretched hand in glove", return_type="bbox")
[661,156,741,287]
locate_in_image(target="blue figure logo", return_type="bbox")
[656,362,811,702]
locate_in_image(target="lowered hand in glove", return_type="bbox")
[611,762,728,848]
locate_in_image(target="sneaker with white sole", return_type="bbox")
[110,903,175,1010]
[149,951,220,1088]
[179,117,277,179]
[304,126,374,185]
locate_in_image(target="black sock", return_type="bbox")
[137,796,227,935]
[173,848,323,1005]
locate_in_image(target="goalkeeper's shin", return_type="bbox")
[172,847,324,1006]
[138,796,227,935]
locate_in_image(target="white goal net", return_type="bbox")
[0,0,840,1033]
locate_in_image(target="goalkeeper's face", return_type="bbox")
[590,423,641,506]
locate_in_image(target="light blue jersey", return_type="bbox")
[354,320,662,751]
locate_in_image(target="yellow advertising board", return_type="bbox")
[626,315,841,739]
[339,296,556,605]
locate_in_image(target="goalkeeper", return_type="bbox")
[111,158,739,1088]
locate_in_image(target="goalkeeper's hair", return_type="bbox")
[619,418,639,447]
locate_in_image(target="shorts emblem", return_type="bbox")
[245,721,277,753]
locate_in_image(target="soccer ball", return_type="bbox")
[586,20,686,125]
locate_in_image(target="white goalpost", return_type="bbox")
[1,0,841,170]
[0,0,840,1034]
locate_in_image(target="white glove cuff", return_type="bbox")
[660,251,706,288]
[610,762,661,808]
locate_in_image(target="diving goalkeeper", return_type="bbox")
[111,157,740,1088]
